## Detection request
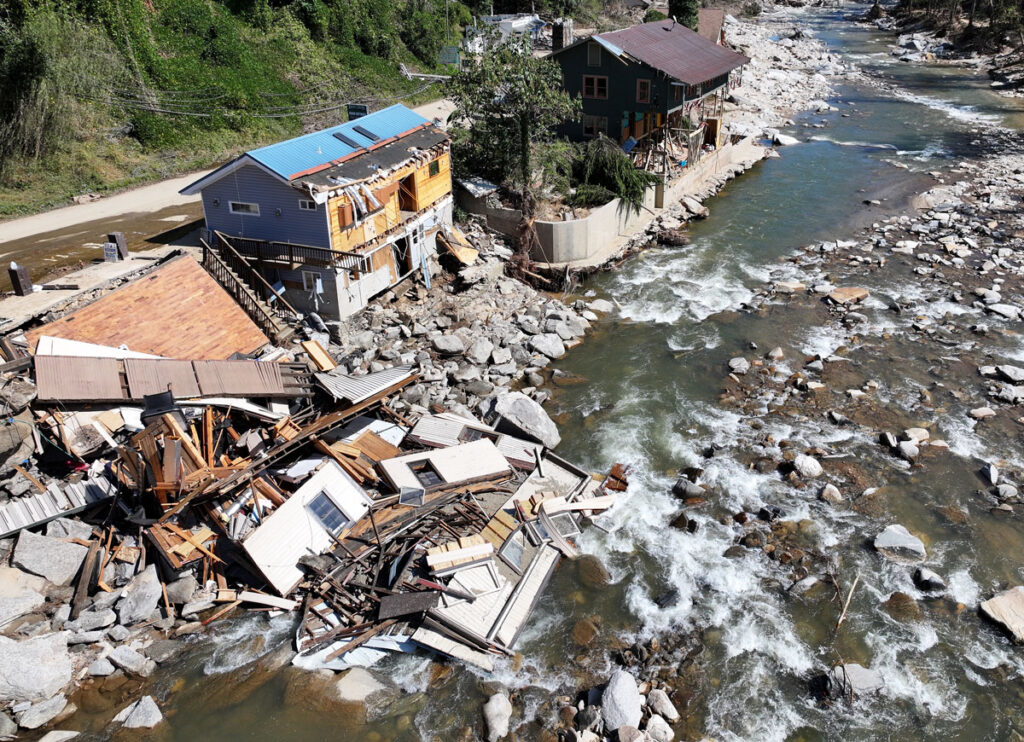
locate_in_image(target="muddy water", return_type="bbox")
[0,203,202,289]
[75,8,1024,741]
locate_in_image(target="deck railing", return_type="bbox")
[219,233,370,273]
[201,240,289,341]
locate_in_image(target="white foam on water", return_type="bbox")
[808,135,899,150]
[201,613,295,676]
[946,568,981,608]
[890,88,1001,126]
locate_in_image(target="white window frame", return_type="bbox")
[298,199,317,211]
[587,42,601,67]
[229,201,260,216]
[301,269,321,292]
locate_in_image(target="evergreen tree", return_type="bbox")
[668,0,699,30]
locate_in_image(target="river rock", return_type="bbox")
[681,196,709,218]
[116,564,162,626]
[728,357,750,375]
[46,518,94,541]
[164,575,197,605]
[483,693,512,742]
[335,667,394,707]
[107,645,156,677]
[646,688,680,721]
[980,586,1024,642]
[794,454,823,478]
[987,304,1020,321]
[0,633,72,704]
[432,335,465,355]
[773,132,801,146]
[12,531,88,587]
[997,365,1024,383]
[17,694,67,729]
[588,299,615,313]
[819,483,843,504]
[601,669,642,731]
[897,441,919,462]
[645,714,675,742]
[882,591,922,621]
[465,338,494,366]
[913,567,946,592]
[0,566,47,628]
[67,609,116,633]
[981,462,999,485]
[577,555,612,588]
[828,287,869,305]
[114,695,163,729]
[828,663,884,697]
[38,733,79,742]
[617,727,644,742]
[489,391,561,448]
[87,659,115,677]
[874,524,926,561]
[529,333,566,359]
[0,714,15,738]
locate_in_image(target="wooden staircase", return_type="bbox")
[201,236,298,345]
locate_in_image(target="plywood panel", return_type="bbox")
[26,256,269,360]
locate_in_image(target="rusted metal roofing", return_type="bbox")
[193,360,284,397]
[315,366,415,405]
[697,9,726,44]
[597,20,748,85]
[35,356,124,402]
[125,359,201,399]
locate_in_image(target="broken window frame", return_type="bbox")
[229,201,260,216]
[408,459,443,488]
[307,491,353,536]
[582,75,608,100]
[301,270,321,292]
[497,526,528,574]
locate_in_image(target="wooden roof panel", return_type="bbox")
[25,256,269,360]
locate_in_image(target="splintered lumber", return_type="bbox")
[540,495,617,514]
[162,414,206,470]
[350,430,401,462]
[238,591,299,611]
[324,619,397,661]
[251,476,287,507]
[163,522,223,564]
[71,540,102,620]
[12,464,46,494]
[202,600,242,626]
[301,340,336,371]
[203,408,215,466]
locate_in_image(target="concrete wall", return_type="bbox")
[458,138,761,265]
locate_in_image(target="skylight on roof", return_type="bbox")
[353,125,381,142]
[332,132,362,148]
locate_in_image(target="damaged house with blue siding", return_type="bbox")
[180,104,453,321]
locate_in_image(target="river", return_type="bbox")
[104,5,1024,740]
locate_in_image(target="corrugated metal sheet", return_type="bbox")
[35,356,124,401]
[697,9,726,44]
[246,105,432,181]
[315,365,414,405]
[597,21,748,84]
[194,361,284,397]
[125,359,201,399]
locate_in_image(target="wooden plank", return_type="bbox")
[350,430,401,463]
[203,408,215,467]
[301,340,336,372]
[163,522,224,564]
[12,464,46,494]
[238,590,300,611]
[162,438,182,485]
[70,540,102,620]
[162,414,206,470]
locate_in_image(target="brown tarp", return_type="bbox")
[35,356,124,401]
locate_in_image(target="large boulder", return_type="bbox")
[108,645,156,677]
[114,696,163,729]
[432,335,465,355]
[489,392,561,449]
[827,663,883,698]
[646,688,680,722]
[601,669,642,731]
[873,524,926,562]
[793,454,823,479]
[0,633,72,703]
[980,586,1024,642]
[529,333,566,359]
[116,565,162,626]
[17,694,67,729]
[465,338,495,366]
[645,714,675,742]
[12,531,88,587]
[0,566,47,628]
[483,693,513,742]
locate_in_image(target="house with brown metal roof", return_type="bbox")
[549,19,747,151]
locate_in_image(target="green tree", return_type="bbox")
[668,0,698,29]
[446,33,579,189]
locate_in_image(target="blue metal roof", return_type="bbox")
[246,104,431,181]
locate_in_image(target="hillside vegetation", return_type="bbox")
[0,0,582,216]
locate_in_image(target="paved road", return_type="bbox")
[0,99,457,246]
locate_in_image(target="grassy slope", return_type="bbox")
[0,2,445,218]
